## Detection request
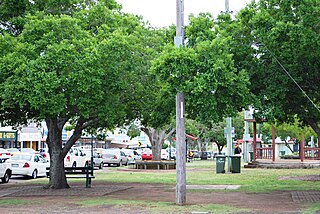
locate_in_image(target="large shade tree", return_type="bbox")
[151,18,252,141]
[237,0,320,141]
[0,0,156,189]
[137,12,254,160]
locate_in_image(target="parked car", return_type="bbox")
[207,151,213,159]
[6,148,20,156]
[20,148,39,154]
[39,148,50,162]
[64,147,90,168]
[6,153,49,178]
[166,148,176,160]
[199,151,208,160]
[161,149,169,160]
[96,148,128,167]
[0,158,11,183]
[82,149,104,169]
[141,148,152,160]
[121,149,142,164]
[0,148,11,159]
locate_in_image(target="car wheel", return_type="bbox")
[99,162,104,169]
[31,170,38,179]
[118,161,122,167]
[2,170,11,183]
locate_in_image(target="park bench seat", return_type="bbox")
[46,166,95,188]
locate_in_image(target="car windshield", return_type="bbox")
[11,154,32,161]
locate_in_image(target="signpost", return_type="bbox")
[225,117,233,172]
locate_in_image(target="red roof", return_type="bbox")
[171,134,198,141]
[236,138,262,143]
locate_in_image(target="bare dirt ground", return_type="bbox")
[0,173,319,214]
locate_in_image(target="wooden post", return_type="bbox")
[272,126,276,162]
[253,122,257,161]
[176,92,186,204]
[300,140,304,162]
[318,135,320,159]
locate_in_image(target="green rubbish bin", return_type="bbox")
[230,155,241,173]
[215,155,226,173]
[249,152,253,162]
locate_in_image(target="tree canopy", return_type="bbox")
[237,0,320,137]
[0,0,158,188]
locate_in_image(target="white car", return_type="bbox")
[161,149,169,160]
[6,153,49,178]
[20,148,39,154]
[96,148,128,167]
[166,148,176,160]
[39,148,50,162]
[0,158,11,183]
[64,147,90,168]
[0,148,11,159]
[121,149,142,164]
[6,148,20,156]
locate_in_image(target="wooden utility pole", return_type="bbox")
[175,0,186,205]
[175,93,186,204]
[225,0,230,12]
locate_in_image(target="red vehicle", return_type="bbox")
[141,148,152,160]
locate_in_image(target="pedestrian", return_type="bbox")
[234,143,242,155]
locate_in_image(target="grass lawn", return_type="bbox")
[96,160,320,193]
[26,159,320,213]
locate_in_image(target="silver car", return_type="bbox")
[83,149,104,169]
[121,149,142,164]
[96,148,128,167]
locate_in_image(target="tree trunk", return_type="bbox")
[43,117,91,189]
[215,142,224,154]
[44,118,69,189]
[141,127,167,161]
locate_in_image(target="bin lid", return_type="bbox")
[215,155,226,158]
[230,155,242,158]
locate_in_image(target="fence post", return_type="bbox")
[299,140,304,162]
[253,122,257,161]
[272,126,276,162]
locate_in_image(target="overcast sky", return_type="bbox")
[117,0,253,27]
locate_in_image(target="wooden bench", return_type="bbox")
[46,166,95,188]
[134,160,176,170]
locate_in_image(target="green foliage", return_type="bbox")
[237,0,320,134]
[261,118,316,142]
[151,34,252,124]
